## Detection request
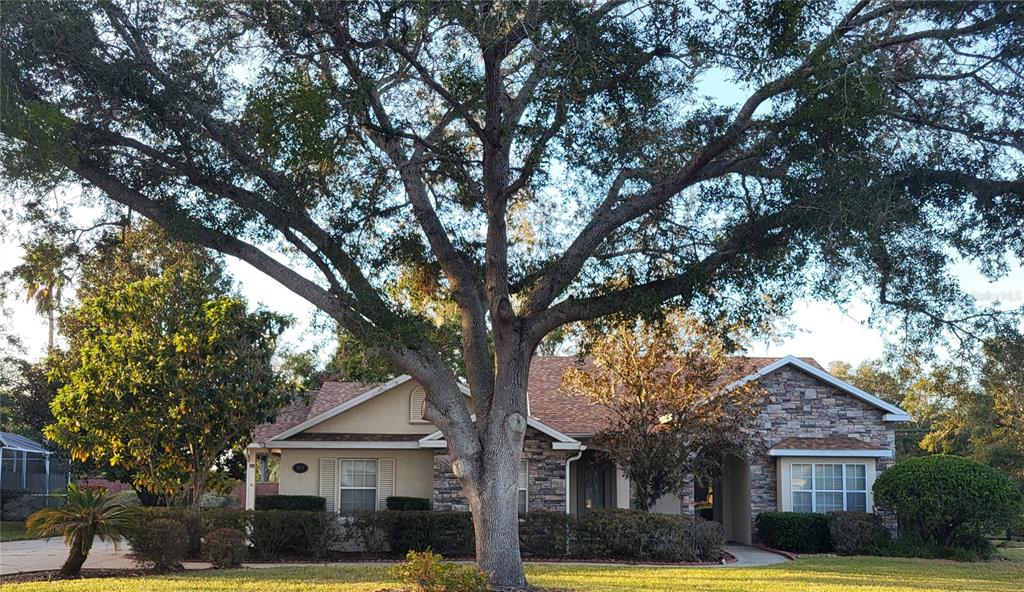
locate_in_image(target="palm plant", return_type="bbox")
[25,483,132,576]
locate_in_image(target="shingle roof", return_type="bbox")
[253,381,379,442]
[771,436,880,451]
[254,356,821,442]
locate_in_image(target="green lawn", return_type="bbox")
[0,521,32,542]
[5,555,1024,592]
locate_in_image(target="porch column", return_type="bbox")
[244,448,257,510]
[614,466,630,509]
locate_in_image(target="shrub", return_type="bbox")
[827,511,890,555]
[755,512,832,553]
[254,495,326,512]
[573,509,725,562]
[348,511,475,557]
[127,517,188,571]
[386,496,431,511]
[519,510,573,557]
[391,550,488,592]
[204,527,248,568]
[249,510,331,560]
[873,455,1023,549]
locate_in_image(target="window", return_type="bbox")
[791,463,868,513]
[340,459,378,516]
[518,460,528,513]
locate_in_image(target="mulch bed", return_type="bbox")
[0,568,159,585]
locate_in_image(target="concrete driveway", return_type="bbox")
[0,538,785,576]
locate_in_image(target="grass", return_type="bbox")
[0,521,33,542]
[4,554,1023,592]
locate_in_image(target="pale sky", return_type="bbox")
[3,214,1021,367]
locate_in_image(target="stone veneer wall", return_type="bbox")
[432,427,570,512]
[748,366,896,540]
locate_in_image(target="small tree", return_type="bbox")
[45,229,291,513]
[562,313,763,511]
[25,484,131,576]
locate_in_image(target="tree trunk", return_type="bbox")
[60,532,88,577]
[459,348,531,590]
[464,443,526,590]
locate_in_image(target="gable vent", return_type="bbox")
[409,387,428,423]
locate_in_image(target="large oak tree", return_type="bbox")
[2,1,1023,587]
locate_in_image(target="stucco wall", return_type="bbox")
[301,381,443,436]
[277,448,436,501]
[748,365,896,540]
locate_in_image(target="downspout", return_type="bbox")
[564,446,586,515]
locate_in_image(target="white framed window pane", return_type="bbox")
[518,460,528,512]
[846,464,866,491]
[815,464,843,491]
[816,491,843,513]
[792,464,812,490]
[518,490,527,514]
[847,492,867,512]
[793,491,813,513]
[340,488,377,516]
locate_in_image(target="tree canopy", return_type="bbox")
[562,312,763,511]
[2,1,1023,586]
[45,224,292,509]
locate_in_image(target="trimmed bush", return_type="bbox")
[873,455,1023,550]
[349,510,475,557]
[827,511,890,555]
[755,512,832,553]
[249,510,332,560]
[127,517,188,571]
[204,527,248,568]
[391,550,488,592]
[254,495,326,512]
[386,496,431,511]
[573,509,725,562]
[519,510,573,557]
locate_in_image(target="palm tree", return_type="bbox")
[25,483,132,576]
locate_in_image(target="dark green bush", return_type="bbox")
[755,512,832,553]
[827,511,890,555]
[127,517,188,571]
[873,455,1023,549]
[349,511,475,557]
[131,507,333,560]
[255,495,326,512]
[878,535,994,561]
[249,510,332,560]
[386,496,431,511]
[390,550,488,592]
[203,527,248,568]
[519,510,573,557]
[573,509,725,562]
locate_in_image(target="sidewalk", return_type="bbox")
[1,539,787,576]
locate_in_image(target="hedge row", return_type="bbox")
[131,507,332,560]
[255,495,326,512]
[349,509,726,563]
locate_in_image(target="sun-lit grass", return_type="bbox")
[5,555,1023,592]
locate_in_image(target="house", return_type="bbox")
[245,355,911,544]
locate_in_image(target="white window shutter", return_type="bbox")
[377,458,396,510]
[409,387,427,423]
[319,458,337,513]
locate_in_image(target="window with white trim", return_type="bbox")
[518,460,528,513]
[339,459,378,516]
[791,463,867,513]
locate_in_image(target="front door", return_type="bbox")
[577,450,615,511]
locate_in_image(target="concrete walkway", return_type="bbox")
[0,539,786,576]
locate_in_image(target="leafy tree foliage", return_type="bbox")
[562,313,763,511]
[0,357,56,442]
[2,1,1023,585]
[45,225,292,511]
